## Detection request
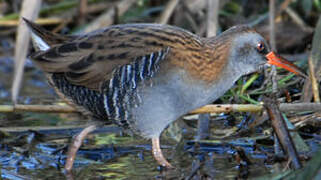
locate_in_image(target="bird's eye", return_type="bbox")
[256,42,265,52]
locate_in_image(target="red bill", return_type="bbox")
[266,52,307,78]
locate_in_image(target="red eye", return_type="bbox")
[257,42,265,52]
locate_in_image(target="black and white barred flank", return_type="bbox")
[51,74,108,121]
[103,48,170,128]
[49,48,169,128]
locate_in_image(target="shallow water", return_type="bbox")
[1,130,273,179]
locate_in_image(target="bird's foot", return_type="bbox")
[151,137,174,169]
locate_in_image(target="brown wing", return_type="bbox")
[28,22,203,91]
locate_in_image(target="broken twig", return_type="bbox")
[264,95,302,169]
[308,55,320,102]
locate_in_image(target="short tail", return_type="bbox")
[23,18,82,73]
[23,18,75,51]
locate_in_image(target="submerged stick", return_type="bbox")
[264,96,302,169]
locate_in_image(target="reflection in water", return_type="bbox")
[1,129,276,179]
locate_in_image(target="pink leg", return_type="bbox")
[64,125,97,172]
[151,137,174,169]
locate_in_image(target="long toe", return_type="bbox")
[151,137,174,169]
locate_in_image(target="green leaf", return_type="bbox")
[282,114,310,152]
[314,0,321,11]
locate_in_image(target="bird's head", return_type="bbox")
[221,25,306,78]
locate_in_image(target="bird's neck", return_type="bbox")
[164,61,241,114]
[161,42,245,110]
[197,63,241,105]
